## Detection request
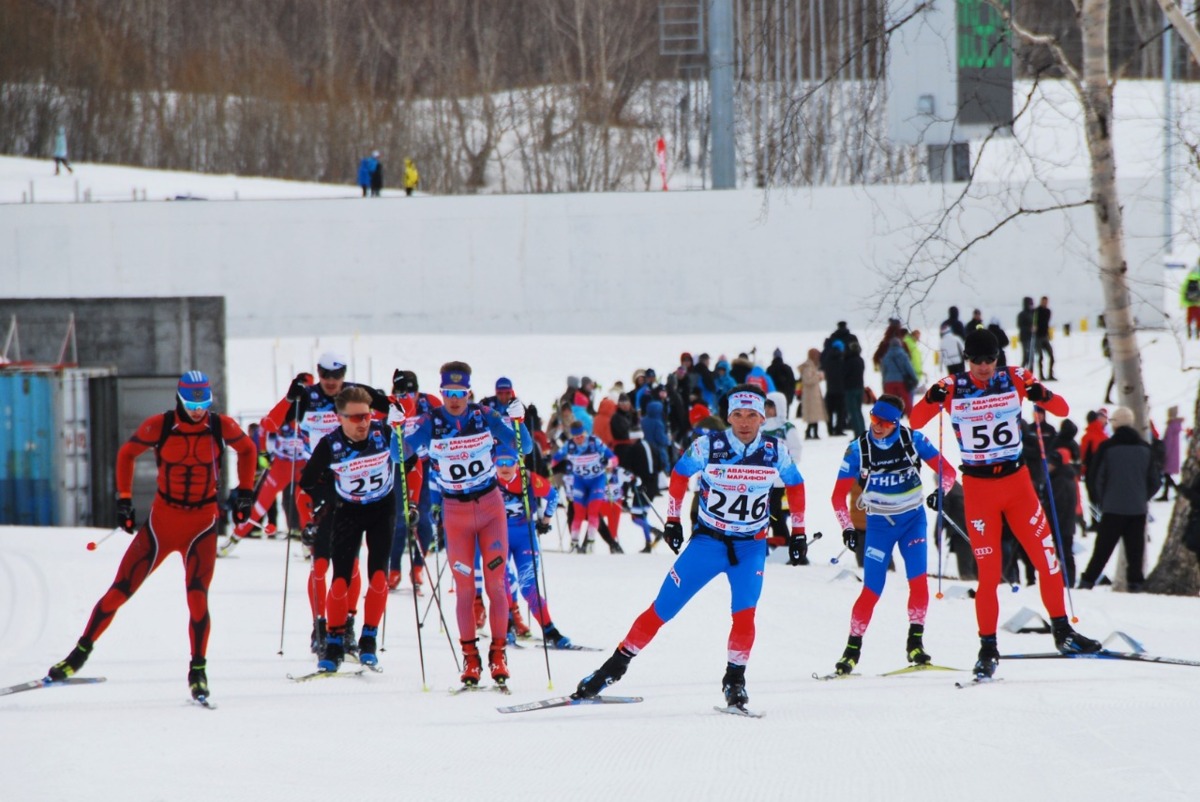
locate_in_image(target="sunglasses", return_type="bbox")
[318,367,347,379]
[968,355,997,365]
[340,412,372,423]
[181,399,212,412]
[441,388,469,399]
[869,414,897,427]
[495,458,518,468]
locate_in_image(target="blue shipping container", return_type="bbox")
[0,373,56,525]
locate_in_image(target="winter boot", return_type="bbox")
[188,659,209,700]
[835,635,862,676]
[488,642,509,684]
[573,647,633,699]
[509,601,532,639]
[542,623,573,649]
[460,639,483,686]
[359,625,378,667]
[343,614,359,655]
[318,631,345,673]
[906,623,932,666]
[310,618,327,657]
[974,635,1000,679]
[411,565,425,596]
[721,663,749,707]
[48,637,93,681]
[473,594,487,631]
[1051,616,1102,654]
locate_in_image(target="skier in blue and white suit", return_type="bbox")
[573,384,813,710]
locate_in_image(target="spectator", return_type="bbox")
[940,306,965,339]
[1016,296,1036,370]
[821,339,847,436]
[966,309,985,333]
[986,317,1010,368]
[903,329,924,390]
[357,151,378,197]
[594,397,616,446]
[873,318,903,370]
[1079,407,1161,591]
[829,321,856,347]
[842,339,867,437]
[1157,406,1183,501]
[711,359,736,406]
[746,364,775,395]
[798,349,827,440]
[1181,259,1200,339]
[1035,296,1056,381]
[730,353,753,384]
[403,157,420,197]
[53,126,73,175]
[641,400,671,476]
[766,348,796,413]
[879,338,918,416]
[1080,408,1110,528]
[939,325,965,375]
[691,353,716,408]
[369,151,384,197]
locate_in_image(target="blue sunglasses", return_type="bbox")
[495,457,518,467]
[180,398,212,412]
[441,388,469,399]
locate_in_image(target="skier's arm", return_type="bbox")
[116,415,163,497]
[219,416,258,490]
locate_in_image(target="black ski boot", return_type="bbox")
[906,623,932,665]
[188,659,209,700]
[1051,616,1102,654]
[310,618,327,657]
[48,637,93,681]
[573,647,633,699]
[835,635,862,676]
[721,663,749,707]
[318,631,345,672]
[974,635,1000,679]
[344,614,359,655]
[359,625,378,667]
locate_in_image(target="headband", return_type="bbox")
[870,400,903,424]
[440,370,471,389]
[727,391,766,417]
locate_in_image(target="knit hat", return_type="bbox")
[963,329,999,361]
[1109,406,1134,429]
[495,376,513,391]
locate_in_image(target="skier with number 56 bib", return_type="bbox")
[910,329,1100,680]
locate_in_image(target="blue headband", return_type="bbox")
[440,370,471,389]
[870,400,903,424]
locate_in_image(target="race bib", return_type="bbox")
[301,409,340,456]
[697,463,775,534]
[331,450,394,503]
[950,391,1023,464]
[430,431,496,494]
[570,451,605,478]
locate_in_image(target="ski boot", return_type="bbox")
[835,635,862,676]
[542,623,573,649]
[721,663,749,708]
[639,541,653,554]
[488,642,509,685]
[906,623,932,666]
[387,569,403,591]
[188,659,209,700]
[509,601,531,639]
[582,538,595,554]
[48,637,93,681]
[411,565,425,596]
[217,534,242,558]
[573,647,633,699]
[310,618,327,657]
[460,639,483,687]
[318,631,345,673]
[473,594,487,631]
[1051,616,1102,654]
[974,635,1000,679]
[344,614,359,656]
[359,625,378,667]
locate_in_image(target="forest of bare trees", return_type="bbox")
[0,0,1194,193]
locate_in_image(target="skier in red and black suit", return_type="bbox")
[47,371,257,702]
[910,329,1100,680]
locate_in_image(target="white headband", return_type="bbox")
[727,391,765,417]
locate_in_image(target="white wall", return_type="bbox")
[2,178,1165,337]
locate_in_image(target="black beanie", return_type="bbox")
[963,329,999,360]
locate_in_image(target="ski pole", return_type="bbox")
[278,398,300,655]
[513,418,553,689]
[420,556,449,627]
[1033,414,1077,622]
[426,520,461,671]
[395,431,429,691]
[935,407,945,600]
[85,528,122,551]
[830,546,848,565]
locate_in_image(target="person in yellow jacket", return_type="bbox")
[1181,263,1200,339]
[403,158,420,197]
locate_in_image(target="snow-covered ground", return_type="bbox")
[3,326,1198,802]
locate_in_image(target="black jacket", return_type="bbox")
[1087,426,1162,515]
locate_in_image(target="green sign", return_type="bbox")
[958,0,1012,69]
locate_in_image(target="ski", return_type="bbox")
[191,695,217,710]
[497,695,644,714]
[0,676,107,697]
[450,683,511,696]
[287,668,366,682]
[880,664,962,676]
[999,650,1200,668]
[714,703,764,718]
[347,655,384,672]
[955,677,1003,689]
[811,671,858,681]
[533,640,604,652]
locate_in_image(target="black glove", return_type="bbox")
[841,528,858,550]
[1027,383,1053,403]
[924,382,948,404]
[535,518,552,535]
[231,489,254,524]
[788,532,809,566]
[926,490,942,511]
[300,521,319,547]
[286,374,309,401]
[404,505,420,529]
[662,520,685,554]
[429,504,442,528]
[116,498,136,534]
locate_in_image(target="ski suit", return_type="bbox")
[497,472,560,626]
[550,434,616,543]
[233,420,311,537]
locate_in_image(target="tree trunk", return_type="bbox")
[1145,381,1200,595]
[1157,0,1200,65]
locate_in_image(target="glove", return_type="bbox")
[404,505,420,529]
[924,381,948,404]
[116,498,136,534]
[536,518,553,535]
[287,373,310,401]
[429,504,442,528]
[788,532,809,566]
[662,519,685,554]
[841,528,858,550]
[300,521,319,547]
[507,399,526,420]
[1027,383,1053,403]
[231,489,254,524]
[926,490,942,511]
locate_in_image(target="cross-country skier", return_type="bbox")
[550,420,617,553]
[573,384,812,712]
[386,369,441,593]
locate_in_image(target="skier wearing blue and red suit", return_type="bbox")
[493,444,574,647]
[910,328,1101,679]
[550,421,617,553]
[829,394,956,676]
[396,361,532,687]
[386,369,441,592]
[573,385,811,709]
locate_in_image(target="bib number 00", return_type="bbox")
[708,489,768,522]
[447,460,487,481]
